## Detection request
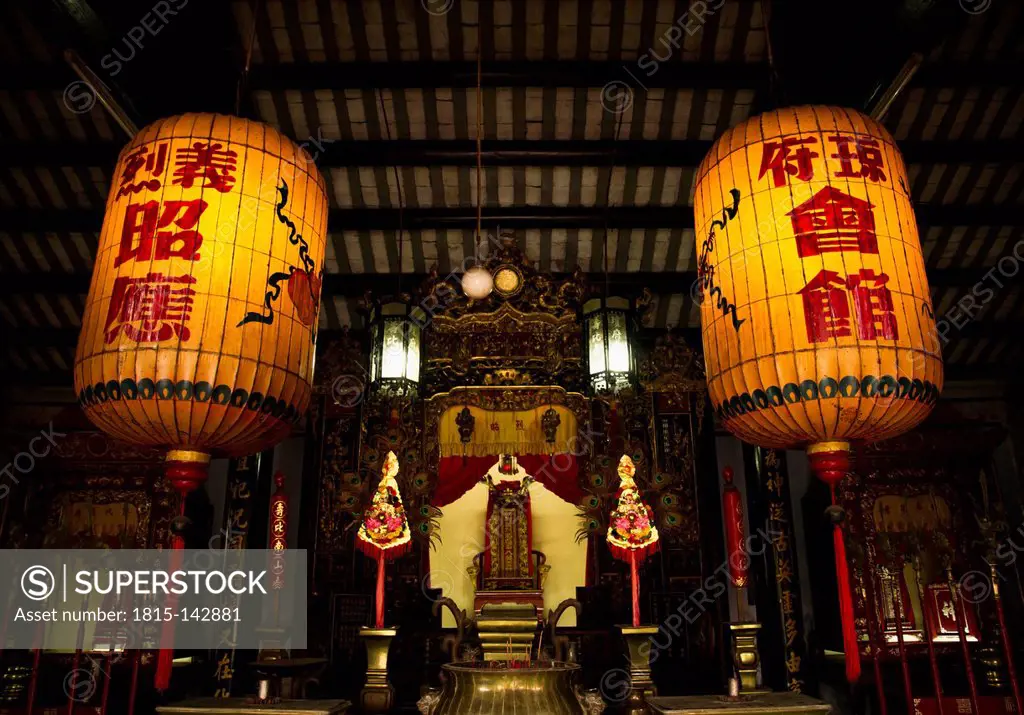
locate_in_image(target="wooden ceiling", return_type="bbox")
[0,0,1021,391]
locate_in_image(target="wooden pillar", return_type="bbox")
[742,446,810,693]
[211,451,274,698]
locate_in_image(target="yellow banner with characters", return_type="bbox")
[439,405,578,458]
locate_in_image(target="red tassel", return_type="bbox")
[375,555,386,628]
[355,537,412,562]
[155,538,184,691]
[156,454,210,692]
[832,517,861,683]
[808,444,861,684]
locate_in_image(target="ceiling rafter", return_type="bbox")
[1,203,1021,234]
[4,139,1024,170]
[0,263,1020,297]
[5,59,1018,93]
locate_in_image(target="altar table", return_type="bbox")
[647,693,831,714]
[156,698,350,714]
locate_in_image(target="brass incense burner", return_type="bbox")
[418,661,599,715]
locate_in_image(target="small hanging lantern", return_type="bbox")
[368,300,423,395]
[584,296,635,394]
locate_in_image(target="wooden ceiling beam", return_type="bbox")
[3,259,1024,297]
[247,60,769,91]
[0,271,701,297]
[6,59,1019,94]
[5,139,1024,170]
[3,202,1022,235]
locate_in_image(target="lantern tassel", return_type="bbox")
[830,486,860,684]
[808,443,860,684]
[157,452,210,691]
[155,515,185,691]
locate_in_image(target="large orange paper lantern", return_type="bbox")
[694,106,943,682]
[74,114,326,687]
[75,113,326,483]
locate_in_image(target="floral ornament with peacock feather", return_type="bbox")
[606,454,659,562]
[356,450,412,560]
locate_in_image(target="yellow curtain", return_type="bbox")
[438,405,578,458]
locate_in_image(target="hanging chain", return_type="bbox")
[602,98,627,297]
[376,89,405,295]
[475,25,484,261]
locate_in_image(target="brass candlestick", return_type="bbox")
[619,624,658,714]
[360,627,397,713]
[726,622,769,694]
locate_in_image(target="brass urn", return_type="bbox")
[418,661,600,714]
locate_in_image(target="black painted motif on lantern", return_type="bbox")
[238,179,320,330]
[696,188,745,332]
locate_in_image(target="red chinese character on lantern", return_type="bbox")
[103,272,197,344]
[490,421,500,432]
[828,135,887,183]
[798,270,852,342]
[172,141,238,193]
[117,143,169,197]
[115,199,208,267]
[848,269,899,340]
[758,137,819,187]
[788,187,878,257]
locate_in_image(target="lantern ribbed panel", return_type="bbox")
[694,106,942,449]
[73,113,328,457]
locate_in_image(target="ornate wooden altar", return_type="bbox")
[834,407,1021,712]
[6,422,177,550]
[0,418,181,713]
[305,238,722,702]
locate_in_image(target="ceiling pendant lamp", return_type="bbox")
[584,295,636,394]
[461,40,493,301]
[462,264,494,300]
[369,299,423,396]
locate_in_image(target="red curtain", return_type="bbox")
[516,454,583,504]
[434,456,496,507]
[435,454,582,507]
